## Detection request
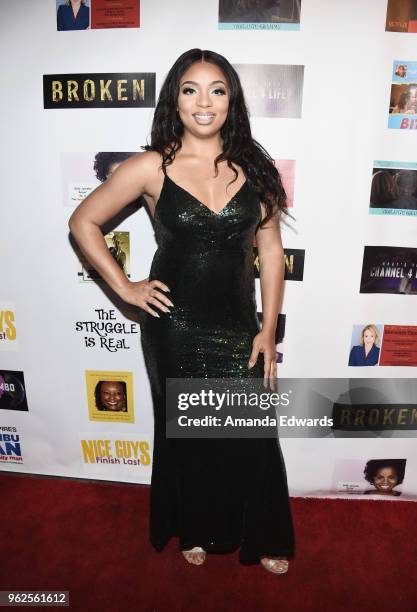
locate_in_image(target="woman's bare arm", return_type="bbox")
[255,205,285,336]
[248,204,284,380]
[68,151,173,316]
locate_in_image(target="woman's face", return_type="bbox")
[363,329,375,346]
[373,467,399,493]
[177,61,230,140]
[100,381,125,411]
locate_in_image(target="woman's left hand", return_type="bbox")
[248,331,277,389]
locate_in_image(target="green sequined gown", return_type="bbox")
[139,173,295,564]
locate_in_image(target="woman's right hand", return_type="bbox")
[119,279,173,317]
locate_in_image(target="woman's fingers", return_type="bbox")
[149,281,174,307]
[143,303,160,318]
[248,345,260,368]
[263,351,277,389]
[148,296,170,313]
[141,279,174,316]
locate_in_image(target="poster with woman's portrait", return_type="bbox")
[333,458,407,496]
[85,370,134,423]
[56,0,140,30]
[388,60,417,129]
[61,151,144,208]
[218,0,301,30]
[385,0,417,33]
[348,324,383,367]
[370,162,417,216]
[56,0,91,31]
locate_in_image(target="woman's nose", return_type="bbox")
[197,91,211,107]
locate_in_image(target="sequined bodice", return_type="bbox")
[148,174,261,325]
[153,175,260,252]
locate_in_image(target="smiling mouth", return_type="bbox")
[193,113,216,124]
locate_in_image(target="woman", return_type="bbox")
[348,324,380,366]
[68,48,295,574]
[363,459,405,496]
[369,170,398,208]
[57,0,89,31]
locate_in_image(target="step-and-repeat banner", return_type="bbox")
[1,0,417,501]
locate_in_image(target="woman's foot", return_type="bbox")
[260,556,289,575]
[182,546,206,565]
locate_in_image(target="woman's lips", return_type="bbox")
[193,113,216,125]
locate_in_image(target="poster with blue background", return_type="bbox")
[388,61,417,129]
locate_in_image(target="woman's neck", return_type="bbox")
[180,131,223,159]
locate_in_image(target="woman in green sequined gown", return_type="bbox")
[140,50,295,571]
[69,48,295,574]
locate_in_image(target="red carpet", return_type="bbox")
[1,472,416,612]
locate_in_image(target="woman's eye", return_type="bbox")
[182,87,195,95]
[212,88,226,95]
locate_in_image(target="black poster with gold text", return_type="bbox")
[43,73,155,108]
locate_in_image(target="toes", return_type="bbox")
[182,550,206,565]
[260,557,289,574]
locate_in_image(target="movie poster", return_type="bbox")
[61,151,145,208]
[85,370,134,423]
[56,0,140,31]
[79,432,152,477]
[348,324,417,367]
[0,426,24,465]
[275,160,296,207]
[253,247,305,281]
[370,162,417,216]
[44,73,155,109]
[359,246,417,294]
[219,0,301,30]
[385,0,417,33]
[0,371,28,412]
[379,325,417,367]
[388,61,417,130]
[76,230,131,281]
[233,64,304,118]
[348,324,383,367]
[333,458,406,497]
[0,303,19,352]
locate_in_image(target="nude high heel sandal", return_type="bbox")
[260,557,289,574]
[182,546,207,565]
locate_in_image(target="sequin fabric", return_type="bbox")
[139,173,295,564]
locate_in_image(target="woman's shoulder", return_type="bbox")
[113,151,163,193]
[122,151,162,173]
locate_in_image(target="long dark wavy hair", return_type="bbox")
[143,48,291,228]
